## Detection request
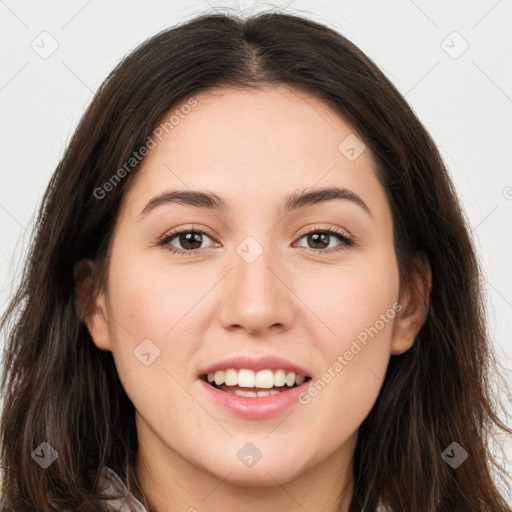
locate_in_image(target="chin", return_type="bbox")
[201,450,311,488]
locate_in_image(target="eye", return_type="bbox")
[157,224,355,257]
[158,227,216,256]
[294,225,354,254]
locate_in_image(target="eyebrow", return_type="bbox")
[137,186,372,220]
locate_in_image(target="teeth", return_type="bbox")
[285,372,296,387]
[273,369,286,387]
[214,371,225,386]
[238,369,255,387]
[254,369,274,388]
[234,390,257,397]
[225,368,238,386]
[206,369,308,388]
[233,389,282,397]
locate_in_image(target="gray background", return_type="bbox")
[0,0,511,496]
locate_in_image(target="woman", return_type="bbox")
[1,9,511,512]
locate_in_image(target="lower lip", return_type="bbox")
[197,378,311,419]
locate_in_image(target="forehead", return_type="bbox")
[120,85,387,220]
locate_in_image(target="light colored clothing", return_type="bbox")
[98,466,147,512]
[99,466,390,511]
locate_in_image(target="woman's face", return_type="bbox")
[84,86,422,489]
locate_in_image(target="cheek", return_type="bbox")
[299,244,400,352]
[104,247,213,405]
[295,248,399,437]
[104,255,206,437]
[106,246,211,345]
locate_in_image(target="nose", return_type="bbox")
[217,243,296,335]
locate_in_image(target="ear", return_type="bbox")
[74,259,113,351]
[391,252,432,355]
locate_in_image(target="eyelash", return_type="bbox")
[157,224,355,257]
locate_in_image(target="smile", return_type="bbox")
[201,368,310,397]
[198,369,312,419]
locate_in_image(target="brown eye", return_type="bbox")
[305,232,331,249]
[295,228,353,253]
[159,230,215,256]
[174,231,204,250]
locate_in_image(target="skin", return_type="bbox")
[76,85,430,512]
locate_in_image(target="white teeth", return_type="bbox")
[238,369,255,388]
[206,368,308,388]
[285,372,296,387]
[295,374,305,386]
[225,368,238,386]
[232,389,282,397]
[254,369,274,388]
[233,390,257,397]
[273,369,286,387]
[214,370,225,386]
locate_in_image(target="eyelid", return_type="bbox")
[294,223,352,240]
[157,224,218,244]
[157,223,355,255]
[158,223,353,243]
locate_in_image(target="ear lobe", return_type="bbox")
[391,252,432,355]
[74,259,113,351]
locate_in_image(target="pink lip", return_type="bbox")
[197,378,312,419]
[198,355,311,377]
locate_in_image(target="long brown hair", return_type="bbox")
[1,9,511,512]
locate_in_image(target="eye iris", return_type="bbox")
[170,230,341,252]
[308,232,329,249]
[180,232,203,250]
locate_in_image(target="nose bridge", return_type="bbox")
[218,233,295,332]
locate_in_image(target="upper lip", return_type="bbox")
[199,355,311,377]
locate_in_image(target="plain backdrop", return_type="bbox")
[0,0,511,496]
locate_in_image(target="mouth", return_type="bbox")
[199,369,312,398]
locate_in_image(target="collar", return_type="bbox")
[98,466,147,512]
